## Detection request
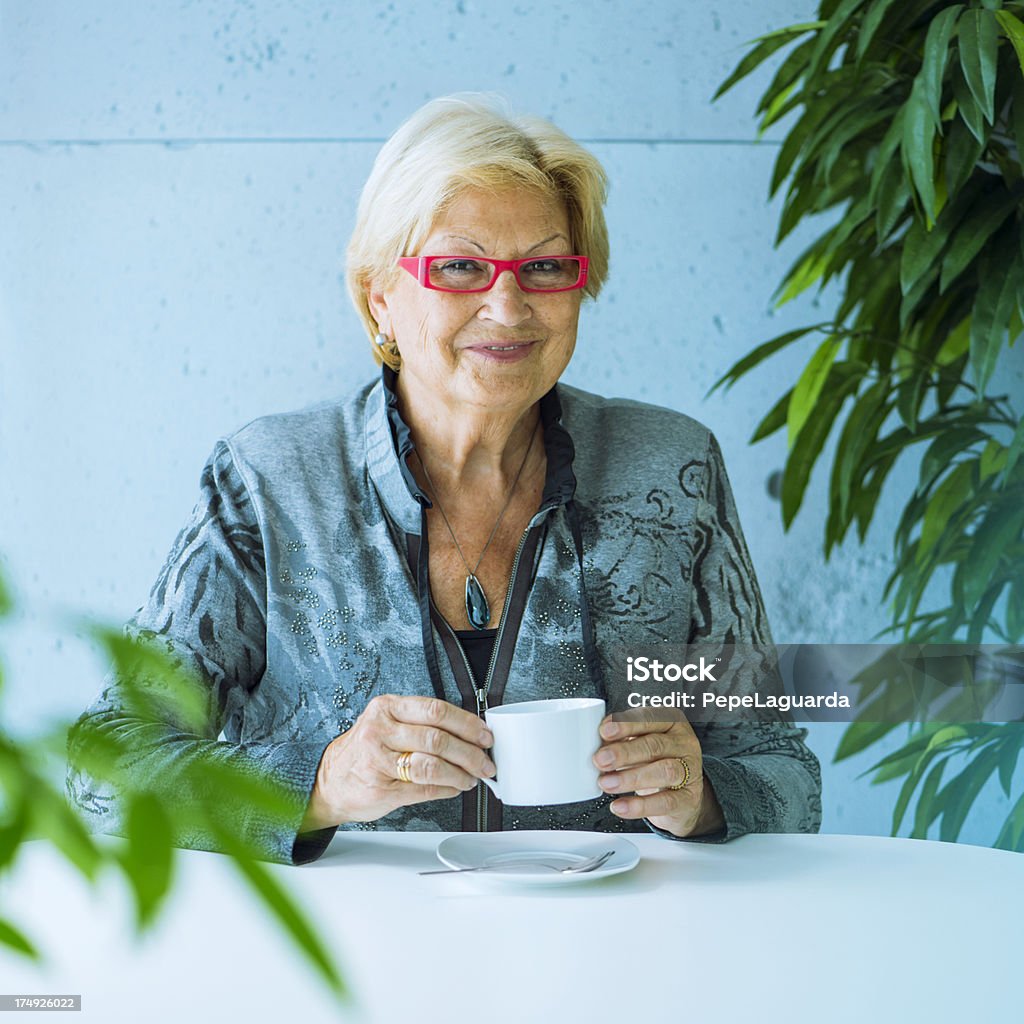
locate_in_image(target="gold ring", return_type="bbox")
[669,757,691,791]
[397,751,414,783]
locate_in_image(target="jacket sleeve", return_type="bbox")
[66,441,337,865]
[653,431,822,843]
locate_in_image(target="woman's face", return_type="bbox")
[368,186,582,419]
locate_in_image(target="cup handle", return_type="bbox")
[480,776,501,800]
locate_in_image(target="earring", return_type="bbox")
[374,330,401,369]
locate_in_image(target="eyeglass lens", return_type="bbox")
[427,257,582,291]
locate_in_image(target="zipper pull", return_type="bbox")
[475,687,487,718]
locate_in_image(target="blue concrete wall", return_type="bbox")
[1,0,1015,844]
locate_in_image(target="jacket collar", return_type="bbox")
[364,365,578,535]
[364,368,425,535]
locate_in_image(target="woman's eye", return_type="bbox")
[522,259,558,274]
[438,259,483,274]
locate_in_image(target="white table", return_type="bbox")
[2,832,1021,1023]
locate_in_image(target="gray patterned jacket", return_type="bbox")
[67,369,821,864]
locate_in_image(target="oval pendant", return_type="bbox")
[465,573,491,631]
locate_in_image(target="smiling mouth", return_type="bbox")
[468,341,538,351]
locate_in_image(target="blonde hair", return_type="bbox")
[346,94,610,367]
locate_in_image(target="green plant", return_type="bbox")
[713,0,1024,848]
[0,561,348,999]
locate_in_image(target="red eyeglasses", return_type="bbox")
[398,255,589,294]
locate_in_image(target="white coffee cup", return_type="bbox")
[481,697,606,805]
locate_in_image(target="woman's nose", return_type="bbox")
[479,270,531,325]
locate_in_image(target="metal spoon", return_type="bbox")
[419,849,616,876]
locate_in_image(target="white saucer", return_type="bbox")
[435,831,640,885]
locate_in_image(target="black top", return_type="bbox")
[454,629,498,689]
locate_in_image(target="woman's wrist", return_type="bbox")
[690,775,725,836]
[300,741,348,832]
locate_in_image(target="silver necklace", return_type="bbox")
[416,422,539,631]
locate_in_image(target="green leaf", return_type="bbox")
[918,427,986,493]
[1001,415,1024,485]
[963,500,1024,610]
[0,917,40,961]
[836,719,901,762]
[0,566,12,618]
[796,88,890,187]
[995,9,1024,76]
[787,336,841,445]
[805,0,863,82]
[868,725,946,773]
[1013,67,1024,174]
[892,745,944,834]
[750,387,793,443]
[215,830,348,1000]
[997,736,1020,798]
[752,21,831,45]
[875,154,912,241]
[900,218,935,298]
[970,241,1020,392]
[903,77,939,223]
[978,438,1007,480]
[994,787,1024,850]
[918,461,974,565]
[1007,576,1024,640]
[834,379,891,519]
[939,187,1020,293]
[923,724,970,755]
[952,60,989,143]
[900,265,939,330]
[30,787,103,882]
[756,36,817,118]
[776,248,832,308]
[959,9,1000,125]
[192,757,298,823]
[783,364,860,527]
[707,326,818,396]
[89,625,212,734]
[944,116,986,199]
[900,175,990,302]
[853,452,901,543]
[713,25,824,101]
[120,792,175,930]
[822,105,901,186]
[0,802,28,871]
[896,367,928,432]
[935,314,972,365]
[939,745,1002,842]
[872,749,920,784]
[759,82,799,133]
[770,101,832,198]
[911,757,949,838]
[869,109,908,203]
[776,165,829,244]
[922,5,965,125]
[857,0,904,62]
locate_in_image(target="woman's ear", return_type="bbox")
[366,283,391,337]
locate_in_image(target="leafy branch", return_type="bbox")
[0,562,348,999]
[715,0,1024,848]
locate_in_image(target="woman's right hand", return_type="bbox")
[300,694,496,830]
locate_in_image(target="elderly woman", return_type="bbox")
[69,95,821,864]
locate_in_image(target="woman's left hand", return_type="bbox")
[593,713,724,837]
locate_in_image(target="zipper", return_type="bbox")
[425,501,558,832]
[436,506,555,832]
[435,614,489,831]
[475,506,557,831]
